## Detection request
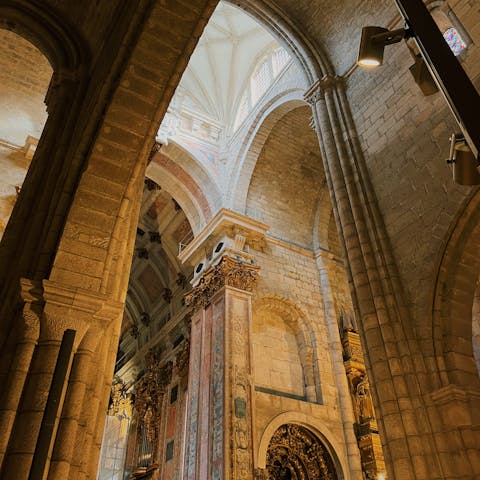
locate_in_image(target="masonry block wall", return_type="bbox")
[346,0,480,347]
[246,106,325,248]
[252,241,354,473]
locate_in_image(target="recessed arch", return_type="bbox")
[253,295,321,403]
[256,411,346,480]
[0,1,89,76]
[432,188,480,388]
[229,94,307,212]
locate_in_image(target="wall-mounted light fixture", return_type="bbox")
[357,0,480,186]
[358,25,439,96]
[447,134,480,186]
[358,26,411,67]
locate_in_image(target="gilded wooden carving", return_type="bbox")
[266,424,338,480]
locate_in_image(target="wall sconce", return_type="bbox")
[447,134,480,185]
[358,26,411,67]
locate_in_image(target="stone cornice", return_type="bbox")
[185,256,260,311]
[178,208,269,266]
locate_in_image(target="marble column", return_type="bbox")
[184,255,259,480]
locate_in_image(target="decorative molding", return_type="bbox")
[178,208,268,266]
[184,256,259,311]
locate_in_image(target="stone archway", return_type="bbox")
[264,424,338,480]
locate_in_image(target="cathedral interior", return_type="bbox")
[0,0,479,479]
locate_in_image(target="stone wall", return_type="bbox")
[346,0,480,342]
[246,106,324,249]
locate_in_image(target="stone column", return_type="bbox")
[0,280,122,479]
[184,255,259,480]
[0,278,41,466]
[306,77,442,479]
[315,251,363,479]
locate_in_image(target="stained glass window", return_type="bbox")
[443,27,467,56]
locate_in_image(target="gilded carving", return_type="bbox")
[254,468,268,480]
[342,328,385,477]
[175,338,190,377]
[185,256,259,311]
[133,352,173,448]
[266,424,338,480]
[108,378,132,418]
[355,374,374,422]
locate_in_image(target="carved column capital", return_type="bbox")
[184,256,260,311]
[304,74,343,105]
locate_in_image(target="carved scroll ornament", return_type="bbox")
[185,256,259,311]
[175,338,190,377]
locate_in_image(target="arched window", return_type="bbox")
[233,47,291,131]
[430,3,471,57]
[443,27,467,56]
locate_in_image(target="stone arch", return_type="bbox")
[0,1,88,76]
[256,412,346,479]
[432,189,480,389]
[148,143,221,236]
[0,1,90,283]
[244,104,325,248]
[230,0,332,82]
[160,141,221,215]
[253,295,321,402]
[229,93,307,212]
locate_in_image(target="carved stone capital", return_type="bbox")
[39,280,124,343]
[184,256,260,311]
[304,75,343,105]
